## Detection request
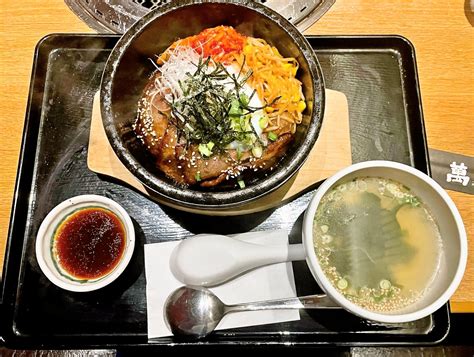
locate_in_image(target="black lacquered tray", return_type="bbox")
[0,34,450,349]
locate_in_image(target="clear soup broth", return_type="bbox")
[313,177,442,313]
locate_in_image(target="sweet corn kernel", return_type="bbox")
[297,101,306,112]
[243,45,252,55]
[265,106,275,113]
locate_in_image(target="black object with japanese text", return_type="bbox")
[429,148,474,195]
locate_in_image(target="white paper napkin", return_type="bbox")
[145,230,300,339]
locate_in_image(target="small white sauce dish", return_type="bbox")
[35,194,135,292]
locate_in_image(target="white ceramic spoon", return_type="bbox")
[169,233,306,287]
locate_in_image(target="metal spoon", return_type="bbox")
[164,286,340,338]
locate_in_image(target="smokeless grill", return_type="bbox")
[64,0,336,34]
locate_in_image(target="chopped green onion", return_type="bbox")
[229,98,242,116]
[268,131,278,141]
[402,196,420,207]
[259,116,269,129]
[237,180,246,189]
[195,172,201,182]
[198,142,215,157]
[230,117,241,131]
[242,133,257,146]
[240,93,249,106]
[379,279,391,290]
[198,143,212,157]
[252,145,263,158]
[236,147,242,161]
[243,114,252,132]
[337,278,348,290]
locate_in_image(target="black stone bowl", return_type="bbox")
[100,0,325,210]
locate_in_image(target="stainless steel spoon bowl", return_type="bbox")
[164,286,339,338]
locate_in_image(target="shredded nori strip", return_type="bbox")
[168,56,278,151]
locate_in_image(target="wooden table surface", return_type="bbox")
[0,0,473,312]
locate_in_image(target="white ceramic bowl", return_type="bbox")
[302,160,467,323]
[35,195,135,292]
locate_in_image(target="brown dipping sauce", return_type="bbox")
[53,207,126,280]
